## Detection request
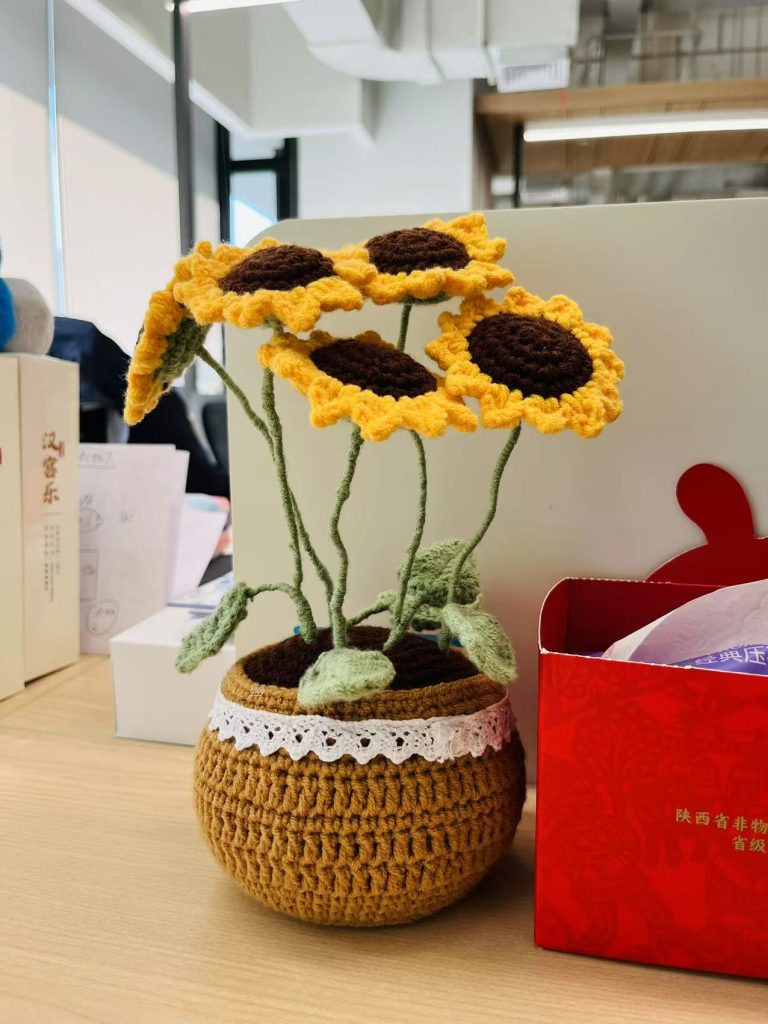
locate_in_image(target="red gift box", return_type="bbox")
[534,465,768,979]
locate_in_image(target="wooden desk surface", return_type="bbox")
[0,658,765,1023]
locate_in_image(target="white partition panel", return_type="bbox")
[226,199,768,772]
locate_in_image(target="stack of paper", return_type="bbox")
[78,445,229,655]
[78,444,188,655]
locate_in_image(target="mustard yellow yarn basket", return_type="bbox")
[194,629,526,927]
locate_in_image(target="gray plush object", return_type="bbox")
[4,278,54,355]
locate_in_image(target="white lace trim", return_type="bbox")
[207,691,513,765]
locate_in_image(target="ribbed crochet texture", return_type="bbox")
[194,648,526,927]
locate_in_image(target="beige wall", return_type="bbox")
[226,199,768,773]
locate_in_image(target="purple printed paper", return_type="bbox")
[674,644,768,674]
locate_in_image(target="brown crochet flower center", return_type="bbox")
[218,244,334,293]
[366,228,470,275]
[311,339,438,399]
[468,313,594,399]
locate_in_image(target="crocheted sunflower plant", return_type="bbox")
[125,213,624,927]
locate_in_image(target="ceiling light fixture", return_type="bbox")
[524,110,768,143]
[167,0,301,14]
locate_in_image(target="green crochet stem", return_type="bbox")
[292,498,334,616]
[396,301,413,351]
[384,592,422,653]
[329,426,364,648]
[439,424,522,651]
[347,597,390,628]
[198,347,334,612]
[247,582,316,639]
[198,345,272,450]
[383,431,427,652]
[262,368,317,643]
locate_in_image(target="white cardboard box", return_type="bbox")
[0,359,24,700]
[110,606,235,745]
[0,354,79,689]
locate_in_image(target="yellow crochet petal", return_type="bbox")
[307,375,345,402]
[438,295,499,338]
[501,287,546,318]
[446,364,487,400]
[398,268,452,301]
[593,347,625,379]
[399,395,450,438]
[307,378,350,429]
[124,375,164,427]
[439,389,478,433]
[362,271,444,305]
[440,263,507,298]
[425,330,470,367]
[543,294,584,330]
[348,393,402,442]
[573,321,616,358]
[124,282,187,426]
[260,337,318,391]
[520,394,570,435]
[329,246,377,287]
[305,275,366,311]
[479,386,523,430]
[423,213,508,264]
[270,290,324,333]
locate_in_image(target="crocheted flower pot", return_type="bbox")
[194,627,526,927]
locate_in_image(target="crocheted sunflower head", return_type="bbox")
[426,287,624,438]
[172,239,371,333]
[259,330,477,442]
[357,213,513,305]
[124,282,207,426]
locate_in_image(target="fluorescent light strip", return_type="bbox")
[173,0,301,13]
[524,110,768,143]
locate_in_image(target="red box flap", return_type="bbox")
[539,577,718,657]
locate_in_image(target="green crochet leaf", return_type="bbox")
[297,648,395,708]
[441,603,517,685]
[405,539,480,606]
[376,589,397,611]
[411,596,480,632]
[176,582,252,674]
[381,539,482,632]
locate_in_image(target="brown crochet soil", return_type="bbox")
[242,626,477,691]
[468,312,593,399]
[311,339,437,399]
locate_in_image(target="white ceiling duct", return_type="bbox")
[284,0,441,84]
[286,0,579,86]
